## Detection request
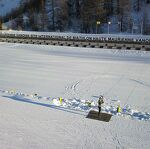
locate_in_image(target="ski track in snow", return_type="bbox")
[0,88,150,122]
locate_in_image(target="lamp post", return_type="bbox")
[108,21,111,34]
[132,22,134,34]
[140,21,143,35]
[96,21,100,34]
[118,21,121,34]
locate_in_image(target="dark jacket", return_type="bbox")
[98,98,104,107]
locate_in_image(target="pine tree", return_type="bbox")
[53,0,68,31]
[40,0,49,31]
[143,8,150,35]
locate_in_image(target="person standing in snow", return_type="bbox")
[98,95,104,115]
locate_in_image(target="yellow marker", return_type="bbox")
[9,89,15,94]
[117,105,121,113]
[59,97,63,105]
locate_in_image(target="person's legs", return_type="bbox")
[98,106,101,115]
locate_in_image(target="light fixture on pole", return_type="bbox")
[118,21,121,34]
[132,22,134,34]
[141,21,143,35]
[108,21,111,34]
[96,21,100,34]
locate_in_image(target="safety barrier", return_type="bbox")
[0,31,150,51]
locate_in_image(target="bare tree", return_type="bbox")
[52,0,55,30]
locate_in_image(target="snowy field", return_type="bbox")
[0,42,150,149]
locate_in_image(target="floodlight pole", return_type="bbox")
[108,21,111,34]
[96,21,100,34]
[141,21,143,35]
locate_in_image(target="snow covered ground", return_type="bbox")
[0,42,150,149]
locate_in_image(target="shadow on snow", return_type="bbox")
[3,95,86,116]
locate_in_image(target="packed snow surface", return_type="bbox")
[0,42,150,149]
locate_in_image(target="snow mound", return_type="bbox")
[0,89,150,122]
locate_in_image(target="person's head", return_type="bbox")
[99,95,103,99]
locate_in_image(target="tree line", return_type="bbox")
[0,0,150,34]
